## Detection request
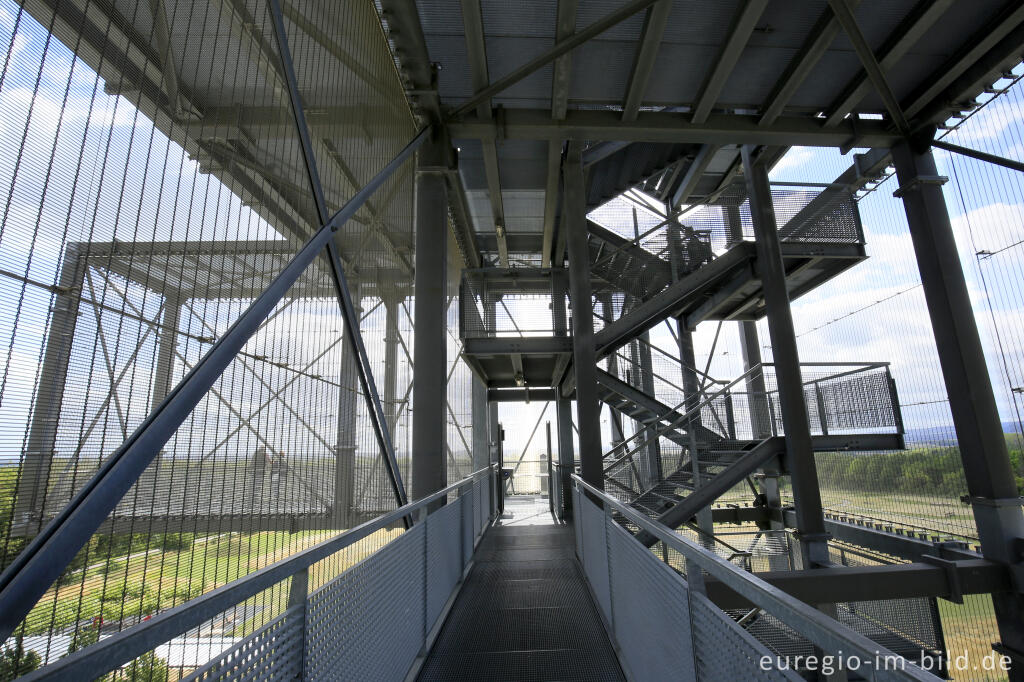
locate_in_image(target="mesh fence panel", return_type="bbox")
[0,0,424,674]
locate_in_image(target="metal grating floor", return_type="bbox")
[417,506,625,681]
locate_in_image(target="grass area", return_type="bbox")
[22,526,401,638]
[938,595,1005,682]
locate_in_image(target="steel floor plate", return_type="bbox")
[417,521,624,681]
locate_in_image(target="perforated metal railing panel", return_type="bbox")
[690,591,801,681]
[305,522,426,681]
[426,497,465,627]
[574,494,800,682]
[605,517,696,681]
[418,520,625,682]
[183,607,304,681]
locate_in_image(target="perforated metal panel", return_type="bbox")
[579,497,612,621]
[689,591,800,681]
[426,498,465,627]
[306,523,426,681]
[183,607,304,681]
[606,519,696,682]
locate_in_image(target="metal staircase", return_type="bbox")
[600,362,906,546]
[584,142,694,211]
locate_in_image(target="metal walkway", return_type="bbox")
[417,497,625,682]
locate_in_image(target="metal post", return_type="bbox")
[892,140,1024,670]
[14,244,86,532]
[383,295,401,433]
[287,567,309,679]
[630,335,662,485]
[545,421,553,501]
[742,145,828,567]
[601,295,626,456]
[556,388,575,513]
[667,222,712,531]
[472,378,489,471]
[412,133,449,502]
[563,144,603,490]
[725,203,773,439]
[150,294,182,412]
[334,283,361,527]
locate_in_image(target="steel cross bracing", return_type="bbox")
[0,1,427,640]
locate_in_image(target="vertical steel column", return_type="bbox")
[383,295,401,433]
[556,391,575,512]
[742,145,828,567]
[893,141,1024,667]
[489,400,503,512]
[629,335,662,485]
[14,244,86,531]
[471,377,489,471]
[334,283,361,526]
[601,295,625,455]
[412,133,449,502]
[552,267,575,507]
[563,144,603,490]
[668,223,711,534]
[726,202,773,439]
[150,294,182,412]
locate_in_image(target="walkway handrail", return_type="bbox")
[571,474,938,681]
[602,363,761,473]
[21,465,496,682]
[602,360,896,474]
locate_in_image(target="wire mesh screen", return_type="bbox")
[0,0,424,674]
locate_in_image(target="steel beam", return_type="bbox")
[622,0,672,122]
[542,0,577,267]
[904,0,1024,121]
[564,144,603,491]
[412,134,450,501]
[691,0,770,124]
[892,141,1024,672]
[826,0,909,131]
[669,144,718,209]
[824,0,953,127]
[931,138,1024,174]
[743,145,828,567]
[13,245,87,532]
[758,4,853,126]
[271,0,408,513]
[461,0,509,266]
[703,560,1011,610]
[448,108,903,147]
[451,0,663,118]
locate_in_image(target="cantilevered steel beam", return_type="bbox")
[146,0,185,116]
[542,0,577,267]
[448,109,903,147]
[824,0,953,127]
[669,144,718,208]
[691,0,769,124]
[622,0,672,122]
[906,2,1024,124]
[703,560,1011,610]
[759,4,855,126]
[826,0,909,132]
[451,0,663,118]
[462,0,509,266]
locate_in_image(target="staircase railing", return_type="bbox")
[19,466,498,681]
[603,362,904,499]
[571,474,938,681]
